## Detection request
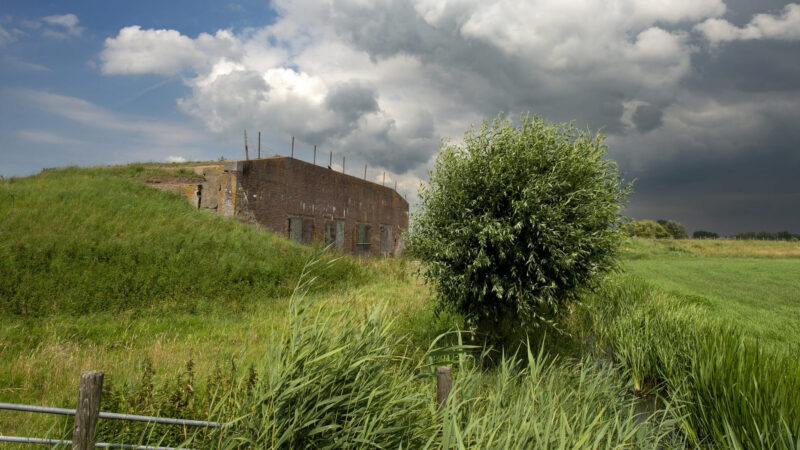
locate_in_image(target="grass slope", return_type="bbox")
[0,165,373,436]
[0,165,365,316]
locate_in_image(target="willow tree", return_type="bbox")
[408,114,631,344]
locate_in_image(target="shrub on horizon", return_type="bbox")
[625,219,671,239]
[657,219,688,239]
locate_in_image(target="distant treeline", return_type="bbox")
[732,231,799,241]
[626,220,798,241]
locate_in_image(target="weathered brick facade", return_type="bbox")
[164,157,409,256]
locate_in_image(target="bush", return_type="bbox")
[407,114,630,340]
[692,230,719,239]
[625,219,671,239]
[657,219,688,239]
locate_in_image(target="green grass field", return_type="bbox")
[1,166,798,447]
[621,238,800,352]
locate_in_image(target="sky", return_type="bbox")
[1,0,798,235]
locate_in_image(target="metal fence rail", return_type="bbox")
[0,370,222,449]
[0,402,221,428]
[0,435,179,449]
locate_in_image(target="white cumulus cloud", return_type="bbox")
[101,26,241,76]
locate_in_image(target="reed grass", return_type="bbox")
[582,275,800,448]
[172,259,675,449]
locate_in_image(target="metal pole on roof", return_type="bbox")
[291,136,294,158]
[313,145,317,165]
[258,132,261,159]
[364,164,367,180]
[329,151,332,168]
[244,130,249,160]
[382,171,385,186]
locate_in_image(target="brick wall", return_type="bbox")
[226,157,409,255]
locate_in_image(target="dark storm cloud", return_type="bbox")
[318,0,799,232]
[632,104,663,133]
[325,82,379,124]
[717,0,793,24]
[647,36,800,233]
[619,98,800,234]
[687,40,800,94]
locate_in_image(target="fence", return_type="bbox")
[0,371,220,450]
[1,368,453,449]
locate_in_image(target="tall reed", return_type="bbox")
[584,275,800,448]
[183,258,671,448]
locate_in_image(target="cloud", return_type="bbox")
[17,129,87,146]
[325,82,379,125]
[166,155,187,163]
[632,104,663,133]
[0,25,16,47]
[101,26,242,76]
[99,0,732,176]
[2,13,84,42]
[41,13,83,39]
[93,1,800,231]
[697,3,800,43]
[15,88,200,146]
[3,56,52,72]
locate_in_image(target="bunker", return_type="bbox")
[150,157,409,256]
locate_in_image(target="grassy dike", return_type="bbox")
[2,166,799,447]
[0,165,369,437]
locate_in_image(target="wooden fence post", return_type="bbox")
[436,366,451,411]
[73,371,104,450]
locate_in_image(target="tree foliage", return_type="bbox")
[692,230,719,239]
[625,219,671,239]
[407,114,631,336]
[657,219,688,239]
[735,230,799,241]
